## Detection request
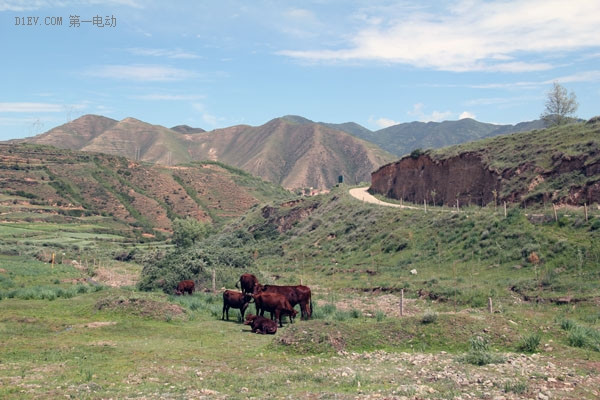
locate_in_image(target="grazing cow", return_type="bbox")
[175,280,195,295]
[244,314,277,334]
[253,291,297,327]
[236,273,259,295]
[222,290,253,321]
[254,284,312,320]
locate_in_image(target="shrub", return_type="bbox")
[460,335,505,366]
[568,326,588,348]
[517,332,541,353]
[560,319,576,331]
[421,310,438,324]
[504,380,528,394]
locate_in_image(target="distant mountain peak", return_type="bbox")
[171,125,206,134]
[280,115,315,125]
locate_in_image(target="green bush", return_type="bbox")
[421,310,438,324]
[504,380,528,394]
[568,326,588,348]
[460,335,505,366]
[517,332,541,353]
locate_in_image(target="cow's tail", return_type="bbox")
[309,298,313,319]
[235,278,240,289]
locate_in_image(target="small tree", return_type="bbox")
[540,82,578,127]
[172,217,209,248]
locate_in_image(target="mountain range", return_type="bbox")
[12,114,547,191]
[16,115,394,190]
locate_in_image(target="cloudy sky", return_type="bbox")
[1,0,599,140]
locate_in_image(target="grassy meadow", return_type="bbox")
[1,183,600,398]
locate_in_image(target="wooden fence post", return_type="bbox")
[488,297,493,314]
[212,269,216,293]
[504,201,507,218]
[400,288,404,317]
[553,204,558,222]
[584,203,588,222]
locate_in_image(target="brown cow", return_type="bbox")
[222,290,252,321]
[254,284,312,320]
[175,280,195,295]
[244,314,277,334]
[236,273,259,295]
[252,291,297,327]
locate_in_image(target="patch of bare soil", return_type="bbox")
[76,321,117,329]
[94,266,139,287]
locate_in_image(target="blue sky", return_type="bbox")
[1,0,599,140]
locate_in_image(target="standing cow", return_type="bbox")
[175,280,195,295]
[254,284,312,320]
[236,273,259,295]
[252,291,297,327]
[222,290,253,321]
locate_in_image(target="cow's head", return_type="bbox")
[244,314,257,325]
[252,284,265,295]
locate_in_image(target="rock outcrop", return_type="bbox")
[370,152,502,207]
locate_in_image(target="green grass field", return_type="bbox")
[2,185,600,398]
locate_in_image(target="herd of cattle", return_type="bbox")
[175,274,313,335]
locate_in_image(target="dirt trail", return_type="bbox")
[348,187,419,209]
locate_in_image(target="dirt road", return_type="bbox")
[348,187,419,209]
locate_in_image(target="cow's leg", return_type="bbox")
[276,310,283,327]
[240,303,248,321]
[222,304,226,320]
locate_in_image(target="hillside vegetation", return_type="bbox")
[0,143,290,239]
[339,118,545,157]
[371,119,600,206]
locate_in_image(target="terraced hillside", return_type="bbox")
[0,143,290,237]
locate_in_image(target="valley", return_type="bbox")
[0,119,599,399]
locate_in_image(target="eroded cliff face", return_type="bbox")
[370,151,600,206]
[370,153,502,207]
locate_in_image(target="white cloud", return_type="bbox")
[133,94,204,101]
[127,48,201,59]
[85,65,197,81]
[370,117,399,129]
[0,102,62,112]
[407,103,453,122]
[279,0,600,72]
[459,111,476,120]
[192,103,221,127]
[546,70,600,84]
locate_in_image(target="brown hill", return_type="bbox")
[19,115,395,190]
[370,118,600,206]
[0,143,290,236]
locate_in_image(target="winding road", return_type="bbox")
[348,187,419,209]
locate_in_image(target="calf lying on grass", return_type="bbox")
[244,314,277,334]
